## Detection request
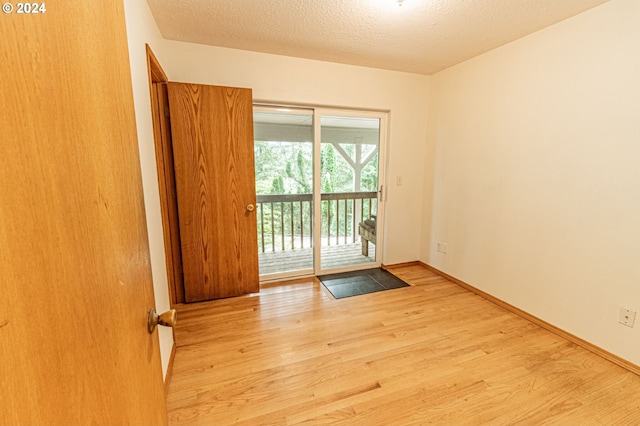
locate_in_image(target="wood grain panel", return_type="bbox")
[167,83,259,302]
[166,264,640,425]
[0,1,167,423]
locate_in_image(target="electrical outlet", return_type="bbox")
[619,307,636,328]
[437,242,448,254]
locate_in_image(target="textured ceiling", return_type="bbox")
[146,0,610,75]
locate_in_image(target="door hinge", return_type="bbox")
[164,106,170,118]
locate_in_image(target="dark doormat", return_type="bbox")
[318,268,410,299]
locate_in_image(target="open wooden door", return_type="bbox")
[0,1,167,424]
[167,83,259,302]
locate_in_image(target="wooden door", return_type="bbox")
[0,1,167,424]
[167,83,259,302]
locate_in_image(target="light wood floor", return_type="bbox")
[167,264,640,425]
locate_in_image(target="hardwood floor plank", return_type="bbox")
[167,265,640,425]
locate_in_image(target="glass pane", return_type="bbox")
[254,109,314,277]
[320,115,380,270]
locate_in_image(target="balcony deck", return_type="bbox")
[256,191,378,277]
[258,242,376,276]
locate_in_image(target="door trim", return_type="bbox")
[254,103,389,279]
[146,45,185,305]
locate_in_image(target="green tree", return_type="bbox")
[270,176,285,194]
[320,144,335,193]
[361,153,378,191]
[285,148,311,193]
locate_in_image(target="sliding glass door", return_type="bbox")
[317,113,383,271]
[254,106,386,280]
[253,107,314,279]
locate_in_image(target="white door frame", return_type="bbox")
[254,103,389,279]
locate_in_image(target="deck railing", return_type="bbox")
[256,191,377,253]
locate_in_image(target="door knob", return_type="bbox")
[147,308,177,333]
[246,204,255,212]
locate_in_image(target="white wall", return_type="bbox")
[425,0,640,364]
[122,0,174,379]
[158,41,431,265]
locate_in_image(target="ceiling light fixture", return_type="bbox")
[397,0,405,5]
